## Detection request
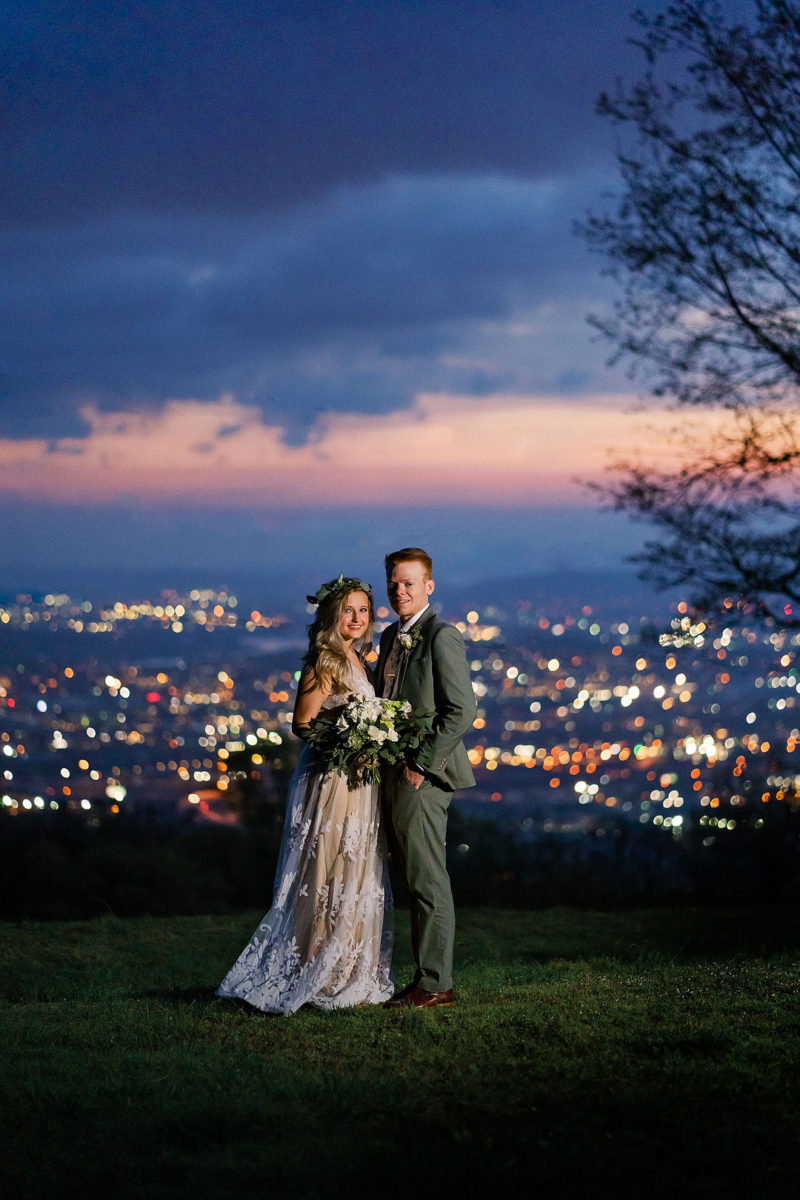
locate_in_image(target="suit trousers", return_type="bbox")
[385,768,455,993]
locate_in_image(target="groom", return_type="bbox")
[377,547,476,1009]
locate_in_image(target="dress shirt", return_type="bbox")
[383,605,429,699]
[399,603,429,635]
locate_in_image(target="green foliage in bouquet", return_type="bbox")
[307,693,423,787]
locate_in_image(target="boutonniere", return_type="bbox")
[398,625,424,653]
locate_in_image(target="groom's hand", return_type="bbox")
[404,765,425,790]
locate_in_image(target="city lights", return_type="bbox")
[2,583,800,841]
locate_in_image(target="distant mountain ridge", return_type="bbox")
[0,564,679,622]
[445,568,677,619]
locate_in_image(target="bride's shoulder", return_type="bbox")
[348,657,375,689]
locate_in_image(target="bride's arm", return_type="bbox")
[291,667,331,741]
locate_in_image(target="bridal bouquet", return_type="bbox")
[308,693,423,786]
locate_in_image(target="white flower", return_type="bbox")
[398,625,424,653]
[307,688,419,784]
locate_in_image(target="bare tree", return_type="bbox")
[581,0,800,625]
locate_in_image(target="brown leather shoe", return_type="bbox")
[384,986,455,1009]
[386,980,418,1003]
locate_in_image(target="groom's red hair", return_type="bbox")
[384,547,433,579]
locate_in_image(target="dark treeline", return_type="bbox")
[2,801,800,920]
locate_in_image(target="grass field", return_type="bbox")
[2,905,800,1200]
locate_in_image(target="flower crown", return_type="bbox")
[306,574,372,606]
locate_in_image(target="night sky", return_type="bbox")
[3,0,691,592]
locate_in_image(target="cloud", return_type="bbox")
[0,172,622,438]
[0,2,694,585]
[0,390,682,506]
[5,1,651,225]
[4,2,665,444]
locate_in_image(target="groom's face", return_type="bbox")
[387,560,434,621]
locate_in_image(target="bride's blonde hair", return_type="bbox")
[303,577,374,694]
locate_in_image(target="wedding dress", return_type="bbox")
[216,664,394,1013]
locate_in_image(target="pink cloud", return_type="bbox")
[0,392,693,506]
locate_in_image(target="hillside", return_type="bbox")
[2,906,800,1199]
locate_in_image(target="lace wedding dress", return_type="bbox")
[216,665,394,1013]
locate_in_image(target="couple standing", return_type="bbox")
[216,547,476,1014]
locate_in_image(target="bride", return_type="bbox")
[216,576,394,1013]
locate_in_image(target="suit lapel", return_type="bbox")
[376,621,399,696]
[397,608,436,697]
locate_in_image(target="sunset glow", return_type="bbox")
[0,392,697,507]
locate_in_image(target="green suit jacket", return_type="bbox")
[376,607,476,791]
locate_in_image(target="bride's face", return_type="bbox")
[338,591,371,644]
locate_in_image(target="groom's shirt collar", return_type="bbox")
[399,604,430,634]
